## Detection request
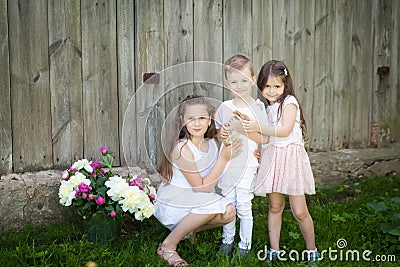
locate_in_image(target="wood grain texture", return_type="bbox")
[193,0,224,102]
[349,0,373,148]
[135,0,164,171]
[117,0,136,167]
[0,0,11,173]
[49,0,83,168]
[9,0,52,172]
[81,0,119,164]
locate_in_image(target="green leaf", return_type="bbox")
[379,222,395,233]
[116,204,123,214]
[391,197,400,204]
[367,202,389,212]
[97,176,106,186]
[388,227,400,236]
[101,154,114,172]
[392,211,400,221]
[82,201,94,210]
[105,205,114,212]
[97,186,107,195]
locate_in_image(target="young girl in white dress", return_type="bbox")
[155,95,242,266]
[241,60,319,264]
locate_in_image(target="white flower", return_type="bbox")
[141,203,155,219]
[58,180,76,206]
[105,175,130,201]
[69,172,90,188]
[72,159,93,173]
[119,186,149,213]
[142,178,151,185]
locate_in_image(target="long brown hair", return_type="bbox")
[158,94,217,182]
[256,60,308,140]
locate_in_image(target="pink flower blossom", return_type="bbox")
[89,172,95,178]
[78,182,92,193]
[137,183,145,190]
[88,194,94,200]
[100,147,108,155]
[91,160,102,170]
[95,196,105,205]
[82,193,87,199]
[75,191,80,198]
[109,211,117,218]
[149,194,156,201]
[69,167,77,174]
[62,170,69,180]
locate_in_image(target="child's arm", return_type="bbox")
[173,139,243,193]
[229,116,269,144]
[243,104,297,137]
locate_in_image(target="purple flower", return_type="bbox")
[95,196,105,205]
[137,183,145,191]
[91,160,102,170]
[89,172,95,178]
[109,211,117,218]
[149,194,156,201]
[78,182,92,193]
[69,167,77,174]
[100,147,108,155]
[75,191,80,198]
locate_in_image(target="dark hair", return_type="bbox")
[257,60,308,140]
[224,54,254,79]
[158,94,217,182]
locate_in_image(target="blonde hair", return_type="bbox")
[224,54,254,79]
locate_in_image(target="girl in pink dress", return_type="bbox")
[241,60,319,264]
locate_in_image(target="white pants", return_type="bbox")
[221,186,254,250]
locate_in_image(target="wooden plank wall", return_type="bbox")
[0,0,399,173]
[0,0,11,172]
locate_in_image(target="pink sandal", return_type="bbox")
[157,245,189,266]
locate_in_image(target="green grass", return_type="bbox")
[1,176,399,266]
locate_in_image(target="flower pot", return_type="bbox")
[83,213,122,242]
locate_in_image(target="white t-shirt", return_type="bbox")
[215,98,268,168]
[265,95,304,148]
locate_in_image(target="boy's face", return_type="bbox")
[225,68,256,99]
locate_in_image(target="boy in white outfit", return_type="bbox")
[215,55,268,256]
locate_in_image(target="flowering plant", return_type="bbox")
[58,148,156,221]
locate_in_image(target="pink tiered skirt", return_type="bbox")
[253,144,315,196]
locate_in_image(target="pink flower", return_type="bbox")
[69,167,77,174]
[82,193,87,199]
[149,194,156,201]
[137,183,145,190]
[89,172,95,178]
[91,160,102,170]
[78,182,92,193]
[88,194,94,200]
[75,191,80,198]
[95,196,105,205]
[62,170,69,180]
[109,211,117,218]
[100,147,108,155]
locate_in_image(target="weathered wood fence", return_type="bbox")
[0,0,399,173]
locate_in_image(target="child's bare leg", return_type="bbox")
[268,193,285,250]
[161,205,236,250]
[289,195,316,250]
[194,204,236,232]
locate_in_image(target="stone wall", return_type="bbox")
[1,144,399,233]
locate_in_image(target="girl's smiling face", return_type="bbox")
[261,75,285,105]
[183,104,211,139]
